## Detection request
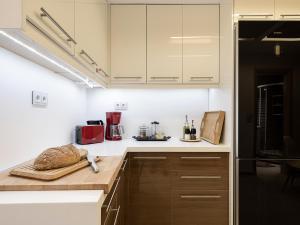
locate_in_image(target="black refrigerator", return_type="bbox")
[236,21,300,225]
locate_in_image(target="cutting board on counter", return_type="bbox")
[0,156,123,194]
[200,111,225,145]
[10,156,102,181]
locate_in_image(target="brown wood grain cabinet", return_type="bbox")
[103,152,229,225]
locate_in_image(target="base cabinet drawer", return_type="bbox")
[172,190,229,225]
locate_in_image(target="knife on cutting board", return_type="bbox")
[87,154,100,173]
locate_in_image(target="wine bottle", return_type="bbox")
[184,115,191,140]
[190,120,197,140]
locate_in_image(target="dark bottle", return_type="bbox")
[184,116,191,140]
[190,120,197,140]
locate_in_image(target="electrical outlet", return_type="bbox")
[114,102,128,111]
[32,91,48,107]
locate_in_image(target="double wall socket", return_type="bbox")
[114,102,128,111]
[32,91,48,107]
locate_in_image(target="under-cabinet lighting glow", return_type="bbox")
[0,30,93,88]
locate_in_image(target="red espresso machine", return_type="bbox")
[105,112,124,141]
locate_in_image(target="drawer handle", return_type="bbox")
[180,175,222,179]
[239,14,273,18]
[180,195,221,199]
[190,76,213,80]
[96,68,110,77]
[150,76,179,80]
[40,7,77,44]
[280,14,300,17]
[133,156,167,160]
[121,159,128,171]
[103,177,121,213]
[112,205,121,225]
[113,76,142,79]
[80,50,98,66]
[180,156,221,160]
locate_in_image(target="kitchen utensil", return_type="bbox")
[9,156,101,181]
[200,111,225,144]
[76,125,104,145]
[87,154,100,173]
[105,112,124,141]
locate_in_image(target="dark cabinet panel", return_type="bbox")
[128,152,171,225]
[172,190,229,225]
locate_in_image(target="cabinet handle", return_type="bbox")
[40,7,77,44]
[113,76,142,79]
[133,156,167,160]
[150,76,179,80]
[190,76,213,80]
[280,14,300,18]
[239,14,273,18]
[112,205,121,225]
[96,68,110,77]
[26,16,73,56]
[180,156,221,160]
[80,50,98,66]
[180,195,221,199]
[121,159,128,171]
[103,177,121,213]
[180,175,221,179]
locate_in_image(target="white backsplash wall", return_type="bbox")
[0,48,87,171]
[87,88,209,138]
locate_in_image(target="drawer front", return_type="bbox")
[102,176,121,224]
[172,170,228,190]
[172,190,229,225]
[171,153,229,172]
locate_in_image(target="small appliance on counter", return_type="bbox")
[133,121,171,141]
[76,120,104,145]
[105,112,124,141]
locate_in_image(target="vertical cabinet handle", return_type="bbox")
[103,177,121,213]
[40,7,77,44]
[112,205,121,225]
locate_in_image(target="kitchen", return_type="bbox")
[0,0,299,225]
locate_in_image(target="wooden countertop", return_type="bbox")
[0,156,123,194]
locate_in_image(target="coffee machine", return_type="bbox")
[105,112,124,140]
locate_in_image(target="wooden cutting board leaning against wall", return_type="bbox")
[200,111,225,145]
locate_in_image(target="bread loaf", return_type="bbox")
[34,144,87,170]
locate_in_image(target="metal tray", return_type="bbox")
[132,136,171,141]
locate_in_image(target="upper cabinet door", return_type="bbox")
[147,5,183,84]
[182,5,219,84]
[275,0,300,19]
[234,0,275,20]
[111,5,146,84]
[23,0,76,55]
[75,0,108,80]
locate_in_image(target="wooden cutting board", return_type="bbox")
[0,156,123,194]
[10,156,102,181]
[200,111,225,145]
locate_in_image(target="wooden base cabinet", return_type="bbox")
[127,152,229,225]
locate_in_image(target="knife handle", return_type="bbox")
[90,160,99,173]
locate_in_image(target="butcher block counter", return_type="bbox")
[0,156,124,193]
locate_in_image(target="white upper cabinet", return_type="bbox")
[147,5,183,84]
[275,0,300,19]
[23,0,76,55]
[75,0,108,82]
[234,0,275,20]
[182,5,219,84]
[110,5,146,84]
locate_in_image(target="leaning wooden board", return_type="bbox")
[0,156,123,194]
[200,111,225,145]
[10,156,102,181]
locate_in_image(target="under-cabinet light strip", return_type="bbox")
[0,30,93,88]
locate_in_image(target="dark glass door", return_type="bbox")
[238,159,300,225]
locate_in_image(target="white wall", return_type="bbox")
[0,48,87,170]
[87,88,209,138]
